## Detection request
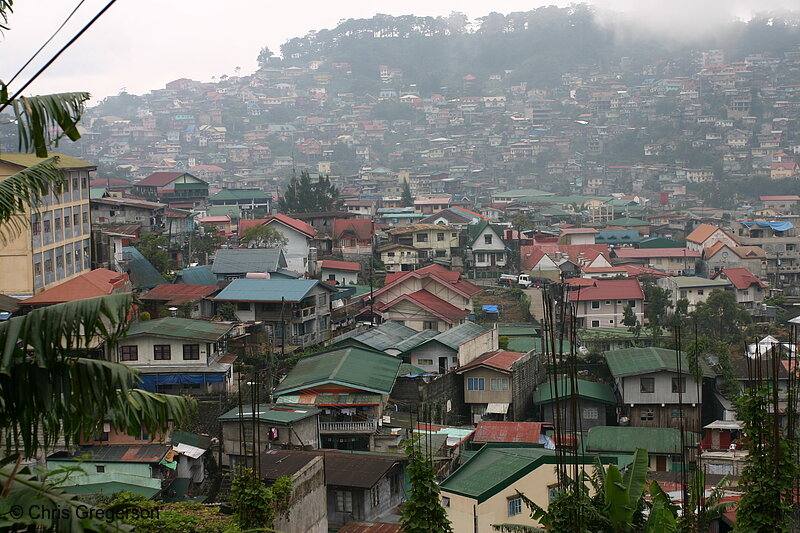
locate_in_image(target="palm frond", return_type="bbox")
[0,156,65,243]
[13,92,90,157]
[0,0,12,31]
[0,294,195,456]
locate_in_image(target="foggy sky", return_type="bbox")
[0,0,796,101]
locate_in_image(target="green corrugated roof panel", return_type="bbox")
[604,347,715,378]
[126,317,233,342]
[533,378,617,405]
[506,337,536,353]
[121,247,168,289]
[90,187,108,199]
[639,237,684,249]
[441,445,556,501]
[274,346,401,396]
[498,323,540,336]
[211,248,287,274]
[215,279,333,302]
[175,265,217,285]
[60,482,160,498]
[206,205,242,219]
[398,363,429,376]
[394,329,439,352]
[0,152,95,169]
[430,322,488,350]
[209,189,269,201]
[584,426,698,455]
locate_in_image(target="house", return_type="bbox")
[208,188,271,214]
[132,171,209,208]
[213,278,336,349]
[521,244,611,278]
[533,378,617,430]
[466,221,508,272]
[655,276,732,312]
[367,264,481,332]
[139,283,219,318]
[456,350,537,423]
[320,259,360,286]
[770,161,800,179]
[239,214,316,274]
[219,404,321,466]
[386,224,460,263]
[117,317,236,394]
[0,154,94,298]
[173,264,218,285]
[47,444,172,498]
[471,421,554,447]
[702,241,766,278]
[558,227,598,245]
[211,248,299,280]
[760,195,800,212]
[685,223,738,253]
[377,244,419,273]
[611,248,700,276]
[90,196,166,234]
[420,209,474,228]
[401,321,498,373]
[332,218,373,256]
[711,268,767,310]
[565,278,644,329]
[440,444,600,531]
[605,347,714,429]
[273,346,401,452]
[260,449,406,528]
[19,268,131,308]
[583,426,698,472]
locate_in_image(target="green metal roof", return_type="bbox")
[398,363,428,376]
[497,323,540,336]
[206,205,242,219]
[579,327,639,340]
[441,445,555,501]
[506,337,536,353]
[126,317,233,342]
[639,237,685,249]
[175,265,217,285]
[90,187,108,199]
[209,189,269,201]
[274,346,401,396]
[0,152,95,169]
[218,404,319,423]
[427,322,489,351]
[211,248,288,274]
[533,378,617,406]
[495,188,554,198]
[214,278,333,302]
[584,426,698,455]
[603,347,715,378]
[665,276,731,289]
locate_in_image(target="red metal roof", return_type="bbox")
[22,269,129,306]
[472,421,550,444]
[618,265,671,278]
[378,264,481,300]
[381,290,469,324]
[239,214,316,238]
[458,350,526,373]
[320,260,361,272]
[140,284,219,305]
[566,279,644,301]
[337,523,401,533]
[136,172,187,187]
[715,268,767,290]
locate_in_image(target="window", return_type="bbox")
[628,300,637,308]
[680,290,688,299]
[371,486,380,508]
[31,214,40,235]
[605,300,610,305]
[73,213,80,226]
[548,484,562,502]
[491,377,509,391]
[591,320,600,327]
[451,232,457,238]
[641,408,655,421]
[96,465,105,473]
[55,217,61,231]
[387,252,395,257]
[640,377,655,393]
[477,252,486,263]
[44,258,53,273]
[154,345,171,360]
[467,377,485,391]
[82,211,88,224]
[318,293,327,306]
[43,219,51,233]
[672,408,685,418]
[437,232,445,241]
[484,234,493,245]
[135,427,150,441]
[508,497,522,516]
[672,377,686,393]
[416,233,428,243]
[423,321,436,330]
[34,262,42,277]
[64,216,70,228]
[183,344,200,360]
[583,407,599,420]
[591,301,600,309]
[120,346,138,361]
[441,496,451,507]
[335,490,353,512]
[237,302,250,311]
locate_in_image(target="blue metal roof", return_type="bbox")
[120,247,167,289]
[214,278,334,302]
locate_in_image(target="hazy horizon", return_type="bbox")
[1,0,797,101]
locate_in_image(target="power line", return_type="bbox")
[7,0,88,86]
[0,0,118,115]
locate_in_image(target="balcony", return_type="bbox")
[288,331,326,348]
[292,305,316,319]
[320,419,378,433]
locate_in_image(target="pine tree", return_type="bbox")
[278,170,339,213]
[401,179,413,207]
[400,436,453,533]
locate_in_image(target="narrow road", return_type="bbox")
[524,287,548,323]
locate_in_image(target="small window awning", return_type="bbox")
[486,402,510,414]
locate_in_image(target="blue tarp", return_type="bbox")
[482,305,499,313]
[740,220,794,232]
[138,373,225,392]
